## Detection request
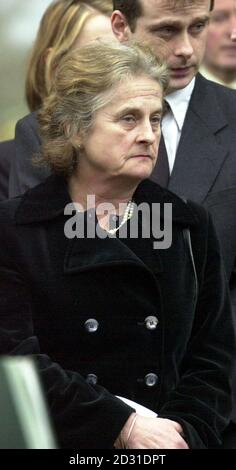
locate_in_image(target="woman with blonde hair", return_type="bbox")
[8,0,114,197]
[26,0,113,112]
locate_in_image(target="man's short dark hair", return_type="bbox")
[113,1,142,31]
[113,0,215,31]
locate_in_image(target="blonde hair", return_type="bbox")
[38,41,169,175]
[25,0,113,111]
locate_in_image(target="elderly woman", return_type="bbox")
[0,42,235,450]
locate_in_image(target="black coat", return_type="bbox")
[9,79,236,334]
[9,75,236,332]
[0,175,235,449]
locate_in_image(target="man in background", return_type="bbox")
[201,0,236,88]
[112,0,236,448]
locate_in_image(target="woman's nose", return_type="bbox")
[137,122,156,144]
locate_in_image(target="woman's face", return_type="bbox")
[73,13,114,48]
[78,75,163,184]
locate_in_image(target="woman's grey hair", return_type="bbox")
[38,40,169,174]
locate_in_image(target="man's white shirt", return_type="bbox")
[162,78,195,173]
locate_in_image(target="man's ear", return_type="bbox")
[111,11,132,42]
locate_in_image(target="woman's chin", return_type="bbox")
[128,168,153,181]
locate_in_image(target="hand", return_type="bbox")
[115,414,189,449]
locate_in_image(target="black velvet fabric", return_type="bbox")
[0,175,235,448]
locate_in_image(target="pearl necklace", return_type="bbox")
[106,200,135,235]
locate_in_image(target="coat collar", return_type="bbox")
[15,174,71,224]
[15,173,199,227]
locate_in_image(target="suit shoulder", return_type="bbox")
[203,76,236,105]
[0,139,15,159]
[15,111,39,133]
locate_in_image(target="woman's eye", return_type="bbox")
[151,116,161,127]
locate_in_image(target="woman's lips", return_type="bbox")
[132,154,152,159]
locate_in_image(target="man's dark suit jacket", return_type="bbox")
[8,73,236,424]
[155,74,236,428]
[0,140,14,201]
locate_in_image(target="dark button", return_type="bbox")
[84,318,99,333]
[145,315,159,330]
[86,373,98,385]
[145,373,158,387]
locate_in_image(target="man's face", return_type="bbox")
[204,0,236,75]
[112,0,211,92]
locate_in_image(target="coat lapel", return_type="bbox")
[168,74,229,203]
[64,232,164,274]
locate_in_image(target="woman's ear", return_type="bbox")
[75,137,83,150]
[68,127,83,150]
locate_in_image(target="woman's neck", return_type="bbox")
[67,172,138,232]
[68,172,137,214]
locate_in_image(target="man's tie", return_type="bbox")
[150,133,170,187]
[151,101,180,188]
